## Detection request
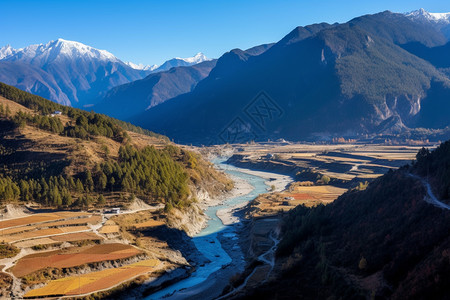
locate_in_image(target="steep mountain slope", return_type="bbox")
[235,141,450,299]
[350,10,447,47]
[0,39,149,107]
[132,12,450,144]
[94,44,273,121]
[401,41,450,69]
[0,61,70,105]
[94,60,217,120]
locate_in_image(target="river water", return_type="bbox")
[146,159,271,299]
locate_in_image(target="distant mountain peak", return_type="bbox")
[175,52,210,64]
[0,38,120,64]
[0,44,17,59]
[406,8,450,24]
[125,61,158,71]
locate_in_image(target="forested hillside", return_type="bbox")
[238,141,450,299]
[0,82,232,210]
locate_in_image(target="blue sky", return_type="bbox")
[1,0,449,65]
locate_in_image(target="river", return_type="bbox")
[146,159,285,299]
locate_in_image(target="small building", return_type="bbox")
[266,153,274,159]
[50,111,62,117]
[111,207,120,214]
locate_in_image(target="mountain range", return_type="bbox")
[0,9,449,144]
[128,9,450,144]
[0,39,210,107]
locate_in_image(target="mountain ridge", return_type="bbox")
[0,39,211,108]
[131,11,450,144]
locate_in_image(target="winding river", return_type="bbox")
[146,159,277,299]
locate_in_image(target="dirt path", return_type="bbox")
[217,229,280,300]
[409,173,450,210]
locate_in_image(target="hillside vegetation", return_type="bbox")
[0,82,232,210]
[239,141,450,299]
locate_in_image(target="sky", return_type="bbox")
[1,0,449,66]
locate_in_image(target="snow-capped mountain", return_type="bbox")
[176,52,209,64]
[152,52,211,73]
[405,9,450,39]
[406,8,450,24]
[125,61,158,71]
[0,39,150,106]
[1,39,119,65]
[0,45,18,60]
[0,39,211,106]
[126,53,209,72]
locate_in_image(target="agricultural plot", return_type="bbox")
[99,220,120,234]
[0,211,90,230]
[134,219,165,229]
[233,143,423,183]
[1,226,90,243]
[14,232,102,248]
[11,243,142,277]
[23,259,160,298]
[250,184,347,218]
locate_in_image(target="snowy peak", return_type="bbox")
[0,45,17,60]
[151,52,211,73]
[125,61,158,71]
[49,38,119,61]
[406,8,450,24]
[0,38,120,65]
[176,52,210,64]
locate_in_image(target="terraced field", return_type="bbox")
[23,259,160,298]
[0,212,89,230]
[11,243,142,277]
[0,205,186,299]
[14,232,103,248]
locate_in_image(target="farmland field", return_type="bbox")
[226,143,426,182]
[135,219,165,229]
[0,212,90,230]
[1,226,90,243]
[0,204,188,299]
[23,259,160,298]
[14,232,102,248]
[11,243,142,277]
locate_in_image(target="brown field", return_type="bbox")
[0,214,61,230]
[249,184,347,218]
[35,214,102,228]
[1,215,100,237]
[13,232,102,248]
[99,220,120,234]
[13,237,59,248]
[24,259,160,298]
[50,232,102,242]
[0,212,90,230]
[11,243,142,277]
[134,219,165,229]
[1,226,90,243]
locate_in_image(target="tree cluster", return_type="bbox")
[0,144,189,209]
